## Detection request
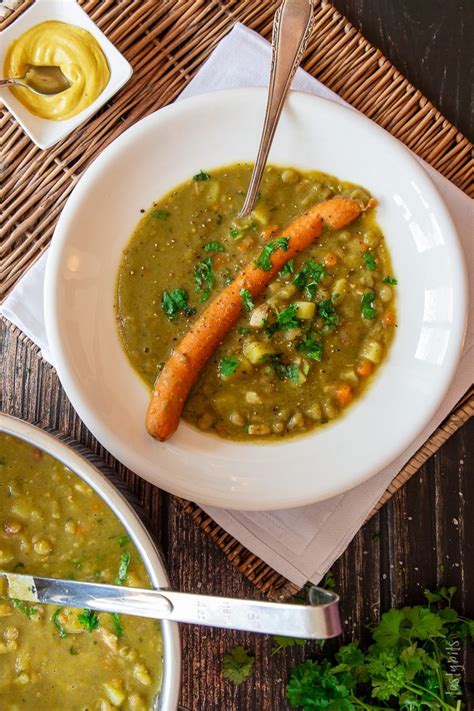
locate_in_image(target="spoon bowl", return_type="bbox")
[0,65,70,96]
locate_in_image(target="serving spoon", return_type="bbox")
[0,65,70,95]
[238,0,313,218]
[1,570,341,639]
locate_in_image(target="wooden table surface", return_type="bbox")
[1,1,472,709]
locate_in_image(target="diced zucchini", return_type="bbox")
[360,340,383,363]
[249,304,270,328]
[294,301,315,320]
[331,278,347,305]
[251,204,270,225]
[243,341,275,365]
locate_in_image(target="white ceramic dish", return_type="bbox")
[0,0,132,149]
[44,88,467,511]
[0,412,181,711]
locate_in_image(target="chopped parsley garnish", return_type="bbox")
[266,304,299,334]
[222,646,255,685]
[279,259,294,277]
[296,333,323,361]
[12,599,37,619]
[115,551,131,586]
[112,612,124,638]
[361,291,377,320]
[363,252,377,271]
[150,209,169,220]
[229,228,240,239]
[114,534,131,548]
[383,276,398,285]
[254,237,289,271]
[51,607,68,638]
[204,241,225,253]
[317,300,339,331]
[239,289,254,311]
[271,357,300,383]
[192,170,211,181]
[161,288,196,321]
[219,356,240,377]
[194,257,214,302]
[293,259,325,300]
[77,609,100,632]
[238,327,251,335]
[223,272,234,286]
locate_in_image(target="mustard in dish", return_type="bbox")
[4,21,110,120]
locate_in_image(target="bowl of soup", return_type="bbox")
[0,413,181,710]
[44,88,467,510]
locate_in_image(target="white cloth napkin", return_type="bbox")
[2,24,473,587]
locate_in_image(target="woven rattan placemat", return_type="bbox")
[1,0,472,598]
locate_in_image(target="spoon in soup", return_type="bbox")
[238,0,313,219]
[0,65,71,95]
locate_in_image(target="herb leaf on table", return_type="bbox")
[222,645,255,684]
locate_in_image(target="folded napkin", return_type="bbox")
[2,24,472,587]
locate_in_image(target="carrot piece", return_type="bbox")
[356,359,374,378]
[146,197,363,441]
[382,310,395,327]
[324,253,338,267]
[335,383,353,407]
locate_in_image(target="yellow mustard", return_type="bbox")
[4,20,110,121]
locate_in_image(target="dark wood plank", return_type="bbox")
[331,0,474,141]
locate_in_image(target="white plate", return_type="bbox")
[44,88,468,511]
[0,0,132,149]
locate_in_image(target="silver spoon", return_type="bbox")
[0,65,70,96]
[2,570,341,639]
[238,0,313,218]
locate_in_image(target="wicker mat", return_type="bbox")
[1,0,472,599]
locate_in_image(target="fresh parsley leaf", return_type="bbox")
[204,241,225,253]
[77,609,100,632]
[115,551,131,586]
[192,170,211,181]
[12,599,37,619]
[51,607,68,638]
[219,355,240,377]
[194,257,214,302]
[317,300,339,331]
[296,333,323,362]
[115,534,131,548]
[238,327,251,334]
[267,304,299,334]
[363,252,377,271]
[293,259,326,300]
[254,237,289,271]
[280,259,295,277]
[383,276,398,285]
[322,569,336,591]
[272,635,306,655]
[222,646,254,685]
[111,612,124,638]
[361,291,377,320]
[271,357,301,383]
[287,659,351,710]
[229,228,240,239]
[150,209,170,220]
[161,288,196,321]
[240,288,254,311]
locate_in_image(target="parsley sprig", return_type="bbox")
[161,288,196,321]
[361,291,377,320]
[286,586,473,711]
[296,333,323,362]
[240,289,254,311]
[254,237,289,271]
[222,646,255,684]
[293,259,325,300]
[77,609,100,633]
[219,355,240,377]
[194,257,215,302]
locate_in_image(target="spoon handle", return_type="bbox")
[239,0,313,218]
[3,571,341,639]
[0,79,21,88]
